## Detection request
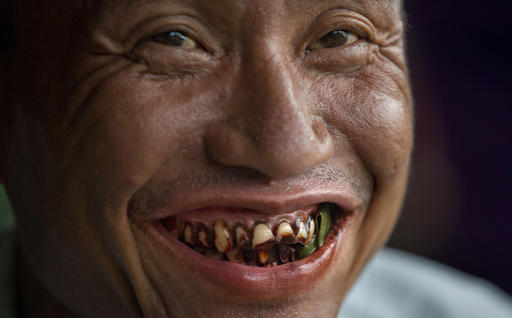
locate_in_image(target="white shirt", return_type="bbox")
[339,248,512,318]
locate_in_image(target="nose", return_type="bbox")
[205,52,334,180]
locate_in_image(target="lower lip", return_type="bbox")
[146,218,345,300]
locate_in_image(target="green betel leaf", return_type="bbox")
[316,204,332,248]
[297,235,317,259]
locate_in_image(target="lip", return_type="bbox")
[134,189,360,299]
[138,188,362,221]
[145,214,347,300]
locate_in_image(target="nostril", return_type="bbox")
[204,115,334,180]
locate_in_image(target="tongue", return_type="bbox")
[175,206,317,229]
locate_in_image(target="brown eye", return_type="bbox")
[307,30,359,51]
[152,31,199,49]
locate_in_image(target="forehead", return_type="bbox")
[64,0,403,39]
[70,0,402,17]
[15,0,403,37]
[73,0,398,8]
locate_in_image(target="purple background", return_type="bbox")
[390,1,512,294]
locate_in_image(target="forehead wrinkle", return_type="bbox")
[287,0,401,7]
[73,0,401,13]
[70,0,187,14]
[281,0,403,26]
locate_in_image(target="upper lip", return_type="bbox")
[136,186,364,221]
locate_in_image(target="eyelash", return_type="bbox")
[306,29,361,52]
[151,31,201,50]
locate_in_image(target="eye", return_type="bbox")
[152,31,199,49]
[307,30,360,51]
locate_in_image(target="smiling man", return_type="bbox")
[0,0,510,317]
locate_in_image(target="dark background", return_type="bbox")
[390,1,512,294]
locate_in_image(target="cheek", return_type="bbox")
[320,73,413,185]
[315,73,413,275]
[349,93,413,182]
[55,67,224,203]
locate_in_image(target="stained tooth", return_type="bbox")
[241,249,257,265]
[235,226,250,248]
[204,248,225,260]
[214,220,233,253]
[275,221,295,243]
[268,246,278,265]
[277,245,291,264]
[257,248,270,264]
[198,225,212,247]
[257,246,278,266]
[166,217,179,238]
[177,219,186,240]
[252,223,275,249]
[295,219,308,244]
[226,248,241,263]
[304,218,315,245]
[183,224,194,244]
[290,247,298,262]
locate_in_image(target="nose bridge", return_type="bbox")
[205,33,334,180]
[236,0,305,134]
[241,49,308,146]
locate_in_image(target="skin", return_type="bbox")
[0,0,412,317]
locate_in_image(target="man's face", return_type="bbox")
[2,0,412,316]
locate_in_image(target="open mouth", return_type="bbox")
[158,202,346,267]
[138,193,360,299]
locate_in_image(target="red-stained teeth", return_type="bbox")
[275,221,295,243]
[165,203,337,266]
[257,248,270,264]
[166,217,179,238]
[290,247,298,262]
[295,218,308,244]
[225,248,242,263]
[197,225,212,247]
[252,223,275,249]
[214,220,233,253]
[259,246,279,266]
[304,218,315,245]
[251,223,275,265]
[241,249,257,265]
[235,226,250,248]
[177,219,186,240]
[277,245,291,264]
